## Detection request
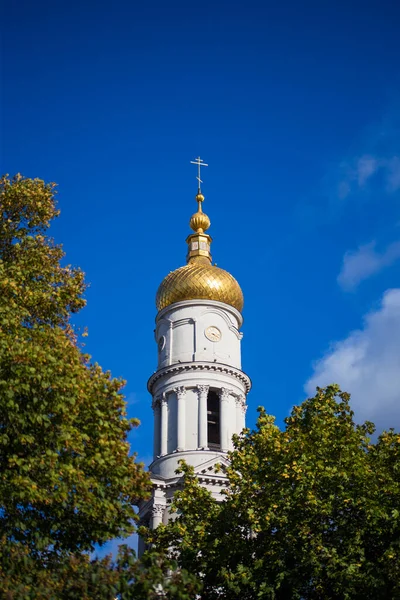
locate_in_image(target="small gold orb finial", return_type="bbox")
[190,188,210,233]
[189,210,210,233]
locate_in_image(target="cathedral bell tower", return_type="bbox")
[138,160,251,550]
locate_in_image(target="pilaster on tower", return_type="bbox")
[137,160,251,549]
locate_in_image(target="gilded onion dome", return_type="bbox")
[156,190,244,313]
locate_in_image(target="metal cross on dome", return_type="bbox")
[190,156,208,192]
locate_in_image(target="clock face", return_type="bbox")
[205,326,222,342]
[158,336,166,351]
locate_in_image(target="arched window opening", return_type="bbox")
[207,390,220,449]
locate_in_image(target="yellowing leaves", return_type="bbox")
[151,386,400,598]
[0,175,150,556]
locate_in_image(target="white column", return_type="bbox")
[219,388,231,452]
[197,384,209,449]
[241,400,247,431]
[175,386,186,451]
[228,393,236,451]
[160,393,168,456]
[236,394,246,434]
[152,397,161,460]
[242,402,247,429]
[151,504,164,529]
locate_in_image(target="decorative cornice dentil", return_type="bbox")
[148,361,251,394]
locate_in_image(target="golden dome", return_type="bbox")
[156,180,244,313]
[156,262,244,313]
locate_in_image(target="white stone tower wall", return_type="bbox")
[139,299,250,548]
[148,299,250,481]
[156,300,243,370]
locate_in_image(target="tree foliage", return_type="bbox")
[0,175,150,570]
[0,540,201,599]
[152,385,400,599]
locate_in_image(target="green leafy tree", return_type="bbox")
[0,174,150,562]
[116,545,202,600]
[0,541,201,599]
[0,174,202,598]
[152,385,400,599]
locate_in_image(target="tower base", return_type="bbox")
[137,453,230,557]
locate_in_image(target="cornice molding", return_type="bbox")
[148,361,251,394]
[156,299,243,327]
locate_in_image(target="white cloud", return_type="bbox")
[356,155,378,186]
[305,289,400,432]
[337,154,400,200]
[126,392,139,405]
[294,110,400,228]
[337,240,400,291]
[387,157,400,192]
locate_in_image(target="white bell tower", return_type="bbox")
[138,160,250,551]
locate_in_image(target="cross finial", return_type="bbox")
[190,156,208,193]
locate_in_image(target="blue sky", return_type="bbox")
[2,0,400,553]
